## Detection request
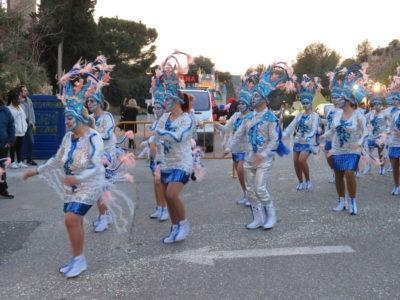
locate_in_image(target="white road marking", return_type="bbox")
[165,245,355,266]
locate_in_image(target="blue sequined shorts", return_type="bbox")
[149,160,160,173]
[331,154,360,171]
[389,147,400,159]
[232,152,245,162]
[293,143,311,153]
[367,139,382,149]
[324,140,332,152]
[161,169,190,185]
[63,202,92,216]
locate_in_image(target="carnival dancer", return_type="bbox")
[283,75,321,191]
[384,67,400,173]
[143,74,169,221]
[321,64,368,215]
[227,63,291,230]
[151,51,194,243]
[364,89,388,175]
[323,68,346,183]
[83,56,117,232]
[23,61,105,278]
[216,73,257,206]
[386,69,400,194]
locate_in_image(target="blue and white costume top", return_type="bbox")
[229,108,279,168]
[155,112,193,174]
[365,110,389,141]
[147,118,164,165]
[215,111,250,154]
[37,128,105,205]
[94,111,116,160]
[325,106,340,131]
[323,109,368,155]
[283,112,320,149]
[388,110,400,148]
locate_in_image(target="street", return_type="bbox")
[0,153,399,299]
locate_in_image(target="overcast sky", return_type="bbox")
[95,0,399,75]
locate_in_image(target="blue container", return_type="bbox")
[27,95,66,159]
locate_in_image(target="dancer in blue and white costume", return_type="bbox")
[321,64,368,215]
[216,74,257,206]
[151,51,194,243]
[145,74,169,221]
[364,91,388,175]
[23,61,105,278]
[323,68,346,183]
[386,69,400,194]
[85,56,117,232]
[228,63,291,230]
[283,75,321,191]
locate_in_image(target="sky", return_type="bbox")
[95,0,400,75]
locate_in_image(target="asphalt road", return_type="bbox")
[0,150,399,299]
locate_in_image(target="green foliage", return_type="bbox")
[245,64,266,76]
[356,39,373,63]
[97,17,157,66]
[215,70,236,98]
[96,17,157,107]
[340,58,357,68]
[293,43,340,96]
[0,7,49,99]
[189,56,215,74]
[35,0,99,90]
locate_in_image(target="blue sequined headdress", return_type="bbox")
[156,50,192,104]
[297,75,321,105]
[152,75,165,106]
[327,67,346,100]
[59,57,113,124]
[254,62,292,102]
[239,73,258,106]
[341,64,368,104]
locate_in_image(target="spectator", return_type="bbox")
[121,98,139,148]
[7,88,27,169]
[0,97,15,198]
[19,85,37,166]
[227,98,238,119]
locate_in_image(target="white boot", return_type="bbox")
[246,203,265,229]
[379,166,385,175]
[332,197,347,212]
[64,255,87,278]
[296,182,304,191]
[94,214,108,232]
[262,202,276,230]
[159,207,169,221]
[349,198,358,215]
[150,206,161,219]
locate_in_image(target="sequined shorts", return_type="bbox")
[324,140,332,152]
[63,202,92,216]
[161,169,190,184]
[232,152,245,162]
[293,143,311,153]
[331,154,360,171]
[389,147,400,159]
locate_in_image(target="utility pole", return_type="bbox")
[57,41,63,93]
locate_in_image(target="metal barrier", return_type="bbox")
[116,120,237,177]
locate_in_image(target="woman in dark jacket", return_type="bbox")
[121,98,139,148]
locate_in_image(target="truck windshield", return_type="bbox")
[184,91,210,111]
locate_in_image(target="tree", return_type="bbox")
[293,43,340,95]
[34,0,98,92]
[0,7,49,98]
[340,58,357,68]
[356,39,373,63]
[188,56,214,75]
[245,64,267,76]
[96,17,157,106]
[215,70,236,98]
